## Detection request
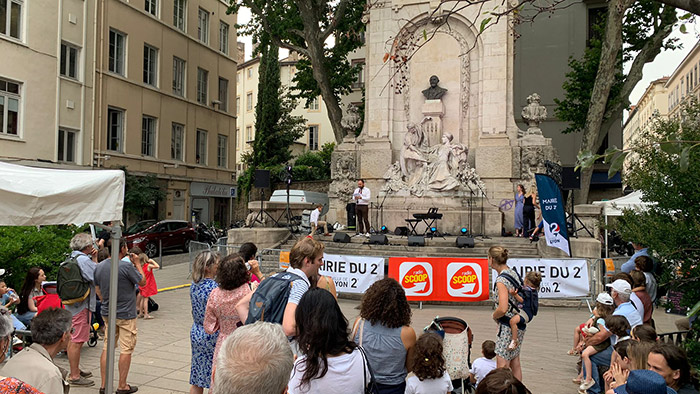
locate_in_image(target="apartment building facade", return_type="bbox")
[623,77,668,150]
[235,50,366,175]
[666,41,700,118]
[0,0,239,226]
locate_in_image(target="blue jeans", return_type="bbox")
[584,346,613,394]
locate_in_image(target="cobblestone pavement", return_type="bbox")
[56,253,681,394]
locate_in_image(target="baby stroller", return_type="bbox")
[40,281,99,347]
[425,316,474,394]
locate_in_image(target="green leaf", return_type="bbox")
[680,24,688,34]
[576,150,598,170]
[480,17,492,33]
[660,141,681,155]
[608,151,628,178]
[680,147,690,171]
[680,12,693,20]
[423,30,427,41]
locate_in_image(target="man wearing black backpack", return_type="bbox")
[65,233,98,387]
[236,237,325,337]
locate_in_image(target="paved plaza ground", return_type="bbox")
[55,253,682,394]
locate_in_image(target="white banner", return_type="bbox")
[491,258,590,299]
[320,253,384,294]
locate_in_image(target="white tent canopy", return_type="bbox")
[0,161,124,226]
[592,190,653,217]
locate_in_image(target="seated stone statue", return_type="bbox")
[400,122,428,184]
[422,75,447,100]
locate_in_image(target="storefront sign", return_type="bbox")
[190,182,236,198]
[389,257,490,302]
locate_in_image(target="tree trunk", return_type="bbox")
[575,0,632,203]
[297,0,347,144]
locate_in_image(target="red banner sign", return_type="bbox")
[388,257,490,302]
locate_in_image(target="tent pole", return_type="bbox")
[605,215,609,259]
[106,225,122,394]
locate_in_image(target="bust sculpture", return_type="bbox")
[422,75,448,100]
[521,93,547,136]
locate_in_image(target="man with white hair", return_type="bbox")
[66,232,98,387]
[580,279,643,394]
[213,321,293,394]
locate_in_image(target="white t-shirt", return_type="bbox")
[288,348,370,394]
[310,208,321,225]
[405,372,453,394]
[470,357,497,386]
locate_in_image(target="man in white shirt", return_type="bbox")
[353,179,371,236]
[309,204,330,236]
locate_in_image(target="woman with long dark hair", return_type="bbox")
[288,288,369,394]
[16,267,45,327]
[352,278,417,394]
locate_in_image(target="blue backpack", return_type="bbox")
[245,272,302,325]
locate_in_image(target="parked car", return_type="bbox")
[124,220,196,257]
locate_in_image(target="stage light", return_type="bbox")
[460,227,468,235]
[380,225,388,234]
[430,227,437,233]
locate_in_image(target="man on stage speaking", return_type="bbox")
[353,179,371,236]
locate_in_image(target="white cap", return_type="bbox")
[0,269,5,276]
[606,279,632,295]
[596,292,614,305]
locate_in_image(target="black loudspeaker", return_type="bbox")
[456,236,475,248]
[394,226,408,236]
[369,234,388,245]
[333,233,351,243]
[253,169,271,188]
[561,167,581,191]
[407,235,425,247]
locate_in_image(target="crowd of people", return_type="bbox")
[0,231,160,394]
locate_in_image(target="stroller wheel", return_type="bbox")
[88,333,98,347]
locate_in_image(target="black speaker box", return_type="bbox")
[407,235,425,247]
[254,169,271,189]
[561,167,581,190]
[456,236,475,248]
[394,226,408,236]
[333,233,351,243]
[369,234,388,245]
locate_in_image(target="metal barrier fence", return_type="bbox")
[188,240,242,274]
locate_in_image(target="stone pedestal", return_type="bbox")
[227,228,290,250]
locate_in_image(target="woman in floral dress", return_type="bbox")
[204,253,252,388]
[189,251,220,394]
[489,246,526,381]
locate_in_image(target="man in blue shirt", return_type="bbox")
[621,243,649,273]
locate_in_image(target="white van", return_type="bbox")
[269,190,329,215]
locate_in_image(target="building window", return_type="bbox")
[236,96,240,115]
[245,125,252,142]
[219,22,229,54]
[143,44,158,86]
[171,122,184,160]
[308,125,319,150]
[172,57,185,96]
[352,59,365,89]
[173,0,185,31]
[141,116,156,156]
[236,127,240,146]
[218,77,228,112]
[60,42,79,79]
[196,129,207,164]
[217,134,227,167]
[145,0,157,16]
[197,68,208,104]
[107,107,124,152]
[0,79,20,136]
[246,92,253,111]
[236,72,240,84]
[108,29,126,76]
[0,0,22,40]
[247,67,252,79]
[308,97,319,111]
[57,128,76,163]
[197,8,209,44]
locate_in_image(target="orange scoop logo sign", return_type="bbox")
[446,263,483,298]
[399,262,433,296]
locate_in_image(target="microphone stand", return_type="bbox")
[475,183,490,239]
[464,183,475,237]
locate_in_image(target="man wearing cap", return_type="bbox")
[580,280,643,394]
[614,369,678,394]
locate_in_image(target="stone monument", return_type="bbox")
[328,1,562,236]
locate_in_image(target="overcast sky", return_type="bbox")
[236,9,699,111]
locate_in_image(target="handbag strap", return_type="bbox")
[358,346,378,390]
